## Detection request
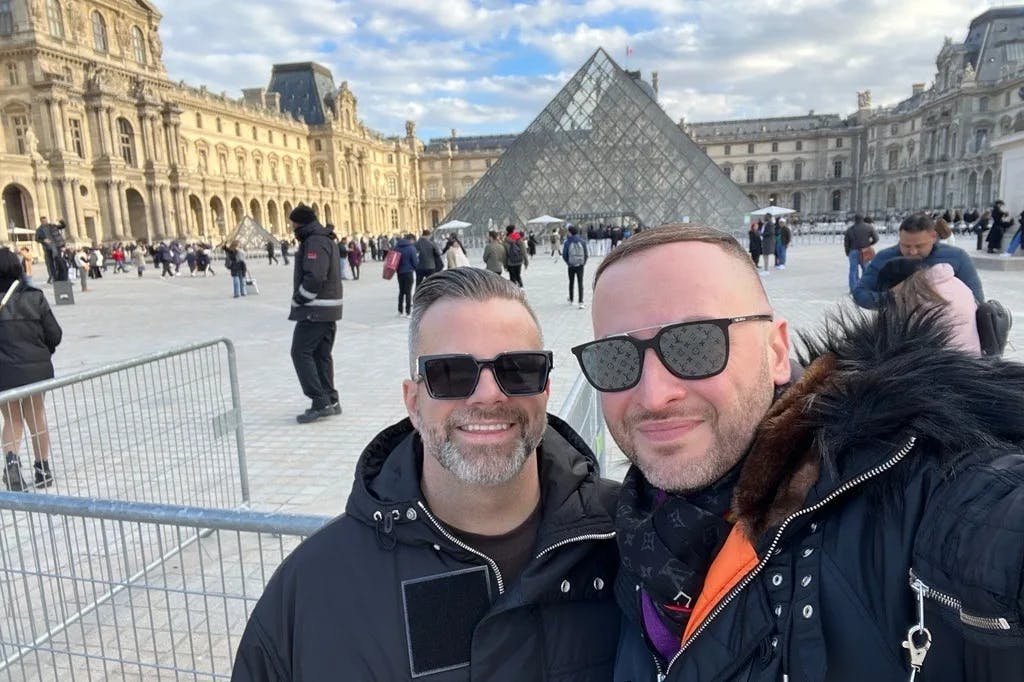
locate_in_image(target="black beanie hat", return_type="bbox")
[289,204,316,226]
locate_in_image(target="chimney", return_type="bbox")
[450,128,457,138]
[651,71,659,98]
[912,83,925,96]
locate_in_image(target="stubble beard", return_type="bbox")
[614,355,775,493]
[420,406,546,486]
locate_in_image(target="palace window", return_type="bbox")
[118,118,136,166]
[234,122,241,136]
[92,12,108,53]
[11,114,28,154]
[198,150,208,173]
[836,138,843,148]
[979,97,990,113]
[251,126,257,140]
[46,0,64,39]
[390,208,399,230]
[833,159,843,178]
[219,152,228,174]
[745,165,755,183]
[771,142,778,152]
[793,161,803,181]
[254,158,262,179]
[426,181,439,199]
[0,1,12,36]
[196,113,203,128]
[216,117,222,133]
[69,118,84,158]
[387,176,397,196]
[7,62,17,85]
[236,155,246,176]
[890,123,899,135]
[724,144,731,155]
[795,140,803,151]
[832,190,842,212]
[131,26,147,65]
[747,143,754,154]
[769,164,779,182]
[888,149,898,170]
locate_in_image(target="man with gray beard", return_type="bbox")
[233,268,621,681]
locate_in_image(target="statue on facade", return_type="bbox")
[963,62,977,84]
[149,27,163,60]
[24,127,40,157]
[857,90,872,109]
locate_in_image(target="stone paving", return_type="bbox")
[40,234,1024,518]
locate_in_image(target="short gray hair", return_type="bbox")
[408,267,542,376]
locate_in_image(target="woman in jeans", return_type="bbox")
[224,240,248,298]
[0,248,62,490]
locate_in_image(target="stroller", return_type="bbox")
[244,271,260,295]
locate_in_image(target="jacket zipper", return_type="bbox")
[535,531,616,559]
[416,500,506,594]
[661,435,918,678]
[908,570,1012,631]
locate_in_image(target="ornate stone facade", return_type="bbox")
[418,131,513,228]
[0,0,423,245]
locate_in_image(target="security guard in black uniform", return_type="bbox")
[288,204,344,424]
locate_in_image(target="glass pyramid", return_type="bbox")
[444,48,755,234]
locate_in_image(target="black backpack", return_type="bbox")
[506,240,524,267]
[976,299,1012,356]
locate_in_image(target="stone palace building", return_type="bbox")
[3,2,1024,245]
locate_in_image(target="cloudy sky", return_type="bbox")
[158,0,1003,141]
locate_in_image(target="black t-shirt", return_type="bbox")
[447,501,542,588]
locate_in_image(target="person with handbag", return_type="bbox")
[843,213,878,293]
[393,233,419,317]
[0,248,62,490]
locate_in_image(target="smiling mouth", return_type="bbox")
[459,423,513,433]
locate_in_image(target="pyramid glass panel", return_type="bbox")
[446,48,754,233]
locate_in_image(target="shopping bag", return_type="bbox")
[383,249,401,280]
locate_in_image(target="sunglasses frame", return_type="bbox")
[415,351,554,400]
[571,314,774,392]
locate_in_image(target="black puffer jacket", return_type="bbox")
[0,285,62,391]
[234,415,621,681]
[289,221,342,322]
[615,308,1024,681]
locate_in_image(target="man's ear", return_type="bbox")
[768,318,792,385]
[403,379,421,429]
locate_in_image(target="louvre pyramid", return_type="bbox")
[229,216,278,252]
[445,48,755,233]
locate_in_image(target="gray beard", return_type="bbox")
[435,436,531,486]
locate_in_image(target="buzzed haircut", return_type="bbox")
[408,268,542,375]
[900,212,935,233]
[593,224,763,292]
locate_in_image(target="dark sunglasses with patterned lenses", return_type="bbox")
[416,351,554,400]
[571,315,773,392]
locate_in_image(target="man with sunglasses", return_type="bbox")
[577,225,1024,681]
[234,268,620,681]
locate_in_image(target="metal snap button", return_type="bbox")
[771,573,783,587]
[802,604,814,619]
[801,575,812,588]
[560,580,571,593]
[774,604,783,617]
[802,547,815,558]
[405,508,418,521]
[593,577,605,590]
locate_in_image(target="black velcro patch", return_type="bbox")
[402,566,492,677]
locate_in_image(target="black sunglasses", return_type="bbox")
[415,351,554,400]
[571,315,773,392]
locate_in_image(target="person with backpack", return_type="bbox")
[504,225,528,288]
[562,225,589,309]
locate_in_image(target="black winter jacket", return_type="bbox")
[844,220,879,254]
[415,236,443,272]
[615,308,1024,682]
[0,285,62,391]
[289,222,343,322]
[233,416,621,681]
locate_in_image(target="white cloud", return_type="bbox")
[155,0,1005,138]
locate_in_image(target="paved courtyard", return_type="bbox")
[40,235,1024,517]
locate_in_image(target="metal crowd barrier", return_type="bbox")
[0,339,248,509]
[0,492,327,680]
[558,372,608,473]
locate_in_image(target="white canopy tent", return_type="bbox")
[750,206,796,217]
[436,219,472,231]
[7,227,35,235]
[526,215,564,225]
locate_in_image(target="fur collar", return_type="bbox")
[733,305,1024,539]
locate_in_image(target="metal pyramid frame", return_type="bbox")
[444,48,755,233]
[229,216,278,252]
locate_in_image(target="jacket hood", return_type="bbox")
[345,415,616,549]
[734,304,1024,538]
[395,238,414,247]
[294,221,333,242]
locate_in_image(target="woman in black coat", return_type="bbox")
[0,248,62,491]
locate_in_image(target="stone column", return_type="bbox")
[159,185,173,237]
[43,179,58,219]
[58,179,79,240]
[117,182,131,238]
[44,99,64,153]
[70,180,87,239]
[106,108,117,159]
[150,184,167,238]
[58,100,72,152]
[104,181,119,238]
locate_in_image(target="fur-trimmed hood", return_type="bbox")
[734,305,1024,539]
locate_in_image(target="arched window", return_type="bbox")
[117,118,136,166]
[46,0,65,38]
[131,26,147,65]
[91,12,108,52]
[831,190,842,212]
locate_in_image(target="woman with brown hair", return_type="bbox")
[0,248,62,490]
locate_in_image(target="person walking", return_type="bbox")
[280,239,290,265]
[775,218,791,268]
[562,225,588,308]
[483,230,506,275]
[748,219,762,266]
[0,249,61,490]
[844,213,879,292]
[393,232,419,317]
[224,241,248,298]
[442,233,469,269]
[549,227,561,259]
[132,243,146,277]
[287,205,343,424]
[347,238,362,280]
[504,226,528,287]
[266,240,279,265]
[414,229,443,288]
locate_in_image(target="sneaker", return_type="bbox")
[3,453,26,492]
[33,460,53,489]
[778,264,786,270]
[296,406,334,424]
[327,402,343,416]
[578,302,586,309]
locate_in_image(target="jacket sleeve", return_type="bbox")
[561,241,569,264]
[869,228,879,245]
[954,254,985,302]
[294,238,332,304]
[38,297,62,352]
[852,254,884,309]
[844,231,851,254]
[433,243,444,269]
[231,615,289,682]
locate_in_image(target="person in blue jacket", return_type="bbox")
[394,232,419,317]
[853,212,983,309]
